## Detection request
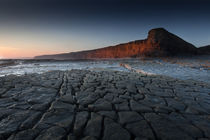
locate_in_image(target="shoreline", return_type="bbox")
[0,54,209,61]
[0,59,209,84]
[0,68,209,85]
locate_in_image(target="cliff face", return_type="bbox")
[145,28,197,56]
[198,45,210,54]
[35,28,198,59]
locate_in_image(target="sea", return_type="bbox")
[0,56,209,83]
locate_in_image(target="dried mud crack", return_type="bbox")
[0,70,210,140]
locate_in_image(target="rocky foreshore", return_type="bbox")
[0,70,210,140]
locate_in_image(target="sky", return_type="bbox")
[0,0,210,59]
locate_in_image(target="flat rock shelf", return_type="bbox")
[0,70,210,140]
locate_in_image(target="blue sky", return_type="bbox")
[0,0,209,58]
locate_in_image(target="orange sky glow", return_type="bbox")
[0,27,110,59]
[0,46,66,59]
[0,28,78,59]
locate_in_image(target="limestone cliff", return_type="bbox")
[35,28,198,59]
[198,45,210,54]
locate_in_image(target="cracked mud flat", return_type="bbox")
[0,70,210,140]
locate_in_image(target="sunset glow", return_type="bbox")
[0,46,65,59]
[0,0,209,59]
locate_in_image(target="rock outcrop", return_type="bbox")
[0,70,210,140]
[35,28,198,59]
[198,45,210,54]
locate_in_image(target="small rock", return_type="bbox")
[84,113,103,138]
[102,118,131,140]
[35,126,66,140]
[130,100,153,112]
[74,111,89,136]
[118,111,143,124]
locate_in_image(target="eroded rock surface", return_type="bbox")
[0,70,210,140]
